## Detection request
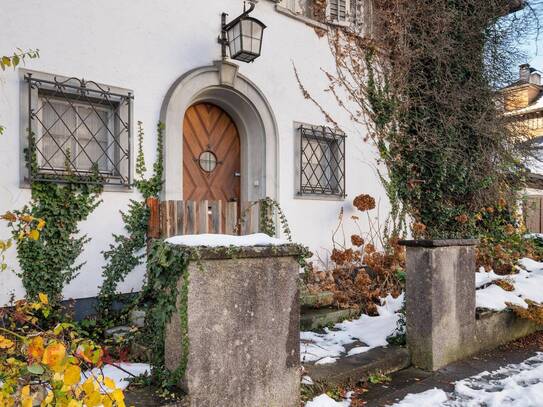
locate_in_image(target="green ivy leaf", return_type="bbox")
[27,363,45,375]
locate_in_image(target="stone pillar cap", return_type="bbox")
[399,239,479,248]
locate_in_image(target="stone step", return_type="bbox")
[300,307,358,331]
[300,290,335,308]
[304,346,411,386]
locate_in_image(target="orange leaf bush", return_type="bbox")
[0,294,127,406]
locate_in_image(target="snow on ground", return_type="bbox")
[300,293,404,364]
[81,363,150,391]
[475,258,543,311]
[306,392,352,406]
[165,233,289,247]
[389,352,543,406]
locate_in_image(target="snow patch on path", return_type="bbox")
[389,352,543,406]
[306,393,352,406]
[301,293,404,364]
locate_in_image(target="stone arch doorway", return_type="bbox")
[160,61,279,203]
[183,103,241,202]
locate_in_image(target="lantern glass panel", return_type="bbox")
[227,23,241,56]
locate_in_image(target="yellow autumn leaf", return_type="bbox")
[21,386,32,407]
[0,335,14,349]
[1,211,17,222]
[84,391,102,407]
[38,292,48,305]
[102,396,113,407]
[82,377,97,395]
[42,342,66,369]
[112,388,125,404]
[67,399,81,407]
[28,229,40,240]
[28,335,44,360]
[19,214,34,223]
[21,396,33,407]
[63,364,81,386]
[21,385,30,397]
[42,391,53,405]
[104,376,116,390]
[37,218,46,231]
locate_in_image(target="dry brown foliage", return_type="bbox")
[509,300,543,325]
[494,278,515,291]
[305,194,405,314]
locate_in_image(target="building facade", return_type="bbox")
[503,63,543,231]
[0,0,385,304]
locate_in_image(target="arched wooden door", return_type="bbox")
[183,103,241,202]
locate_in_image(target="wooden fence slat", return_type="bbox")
[176,200,185,236]
[146,197,160,238]
[198,200,209,234]
[160,201,168,238]
[210,201,222,234]
[240,201,250,235]
[186,201,196,235]
[241,201,259,235]
[168,201,177,237]
[225,201,238,235]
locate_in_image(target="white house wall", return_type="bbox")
[0,0,388,303]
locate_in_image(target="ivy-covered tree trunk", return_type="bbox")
[306,0,538,240]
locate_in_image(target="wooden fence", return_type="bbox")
[147,198,263,238]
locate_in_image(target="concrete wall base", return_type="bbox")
[473,310,543,354]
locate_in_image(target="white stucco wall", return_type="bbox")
[0,0,387,303]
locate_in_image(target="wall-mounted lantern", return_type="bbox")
[219,2,266,63]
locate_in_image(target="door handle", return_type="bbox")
[234,172,241,177]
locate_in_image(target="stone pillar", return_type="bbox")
[164,245,301,407]
[400,239,478,371]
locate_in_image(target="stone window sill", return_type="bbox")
[294,193,346,202]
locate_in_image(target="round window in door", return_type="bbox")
[183,103,241,202]
[198,150,218,173]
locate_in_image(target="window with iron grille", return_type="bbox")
[298,124,346,197]
[23,72,132,187]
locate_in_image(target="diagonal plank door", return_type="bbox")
[183,103,241,202]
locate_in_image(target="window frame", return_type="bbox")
[294,122,346,200]
[19,69,134,191]
[273,0,370,30]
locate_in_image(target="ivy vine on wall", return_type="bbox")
[139,240,190,388]
[96,122,164,321]
[15,134,102,304]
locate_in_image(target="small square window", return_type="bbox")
[22,72,132,187]
[297,124,346,198]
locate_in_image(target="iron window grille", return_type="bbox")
[25,73,132,186]
[298,124,346,197]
